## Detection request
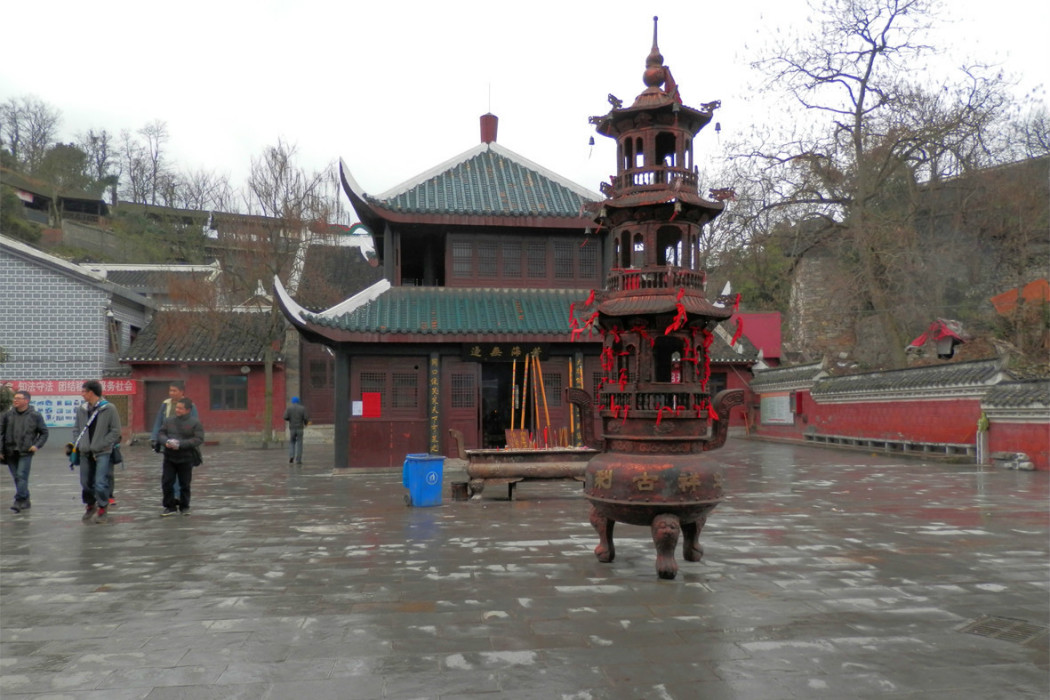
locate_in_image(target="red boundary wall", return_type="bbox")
[750,389,1048,471]
[987,422,1050,471]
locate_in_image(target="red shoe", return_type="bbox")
[92,507,108,523]
[82,504,97,521]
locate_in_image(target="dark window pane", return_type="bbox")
[309,359,329,389]
[209,374,248,411]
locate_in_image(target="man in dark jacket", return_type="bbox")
[0,390,49,513]
[149,381,197,507]
[283,396,310,465]
[158,397,204,516]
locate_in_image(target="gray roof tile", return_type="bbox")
[749,362,826,391]
[123,311,282,363]
[982,380,1050,408]
[813,359,1007,398]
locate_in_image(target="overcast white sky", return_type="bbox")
[2,0,1047,208]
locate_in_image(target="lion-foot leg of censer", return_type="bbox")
[681,515,706,562]
[652,513,682,580]
[589,506,616,563]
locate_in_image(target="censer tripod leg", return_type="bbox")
[652,513,682,580]
[589,506,616,563]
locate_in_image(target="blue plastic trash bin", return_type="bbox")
[402,453,445,507]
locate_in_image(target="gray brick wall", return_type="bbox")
[0,252,110,380]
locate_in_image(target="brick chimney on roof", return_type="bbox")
[480,113,498,144]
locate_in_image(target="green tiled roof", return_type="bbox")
[300,287,757,368]
[304,287,589,336]
[370,143,599,219]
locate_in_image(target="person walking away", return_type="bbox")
[283,397,310,465]
[158,397,204,516]
[0,390,49,512]
[73,381,121,524]
[150,381,197,507]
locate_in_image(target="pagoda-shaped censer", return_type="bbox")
[570,17,744,579]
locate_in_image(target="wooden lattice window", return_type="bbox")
[451,372,476,408]
[478,241,498,277]
[502,241,521,278]
[527,241,547,278]
[452,241,472,277]
[542,371,562,407]
[391,372,418,409]
[579,240,598,279]
[554,241,575,279]
[360,371,385,406]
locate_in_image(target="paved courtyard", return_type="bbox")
[1,438,1047,699]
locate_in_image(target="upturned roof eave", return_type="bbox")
[283,321,593,346]
[592,190,725,214]
[594,99,715,138]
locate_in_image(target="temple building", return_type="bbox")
[279,65,757,470]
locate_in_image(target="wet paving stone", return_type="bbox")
[1,440,1047,698]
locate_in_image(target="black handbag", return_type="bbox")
[111,443,123,465]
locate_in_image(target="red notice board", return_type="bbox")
[361,392,381,418]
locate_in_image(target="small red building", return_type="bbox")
[123,311,286,439]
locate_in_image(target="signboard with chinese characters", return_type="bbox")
[428,356,440,454]
[759,392,794,425]
[461,343,548,362]
[9,379,136,428]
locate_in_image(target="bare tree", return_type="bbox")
[0,95,61,174]
[178,167,235,212]
[140,120,170,206]
[118,128,150,204]
[204,139,336,443]
[243,138,329,221]
[116,121,174,206]
[77,128,119,204]
[737,0,1021,368]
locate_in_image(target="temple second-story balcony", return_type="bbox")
[605,267,706,293]
[601,166,698,197]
